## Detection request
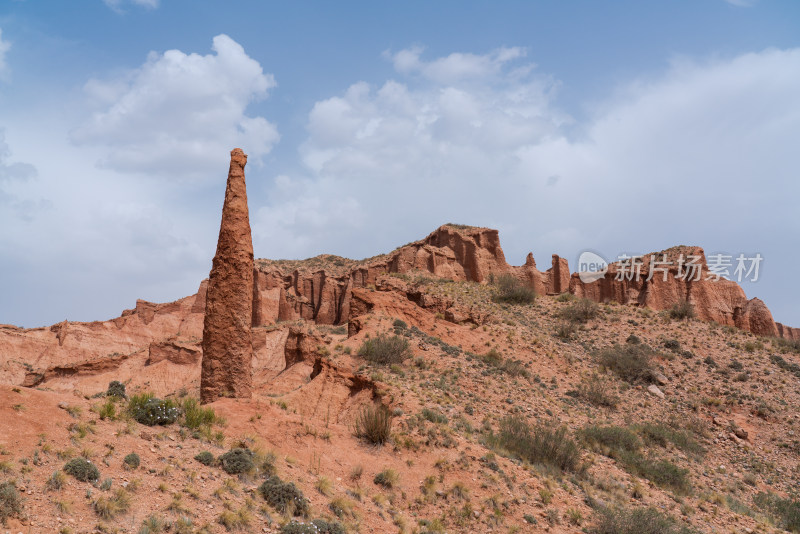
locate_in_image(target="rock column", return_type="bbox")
[200,148,254,403]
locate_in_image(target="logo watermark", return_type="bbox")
[575,251,763,284]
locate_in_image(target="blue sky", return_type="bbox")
[1,0,799,328]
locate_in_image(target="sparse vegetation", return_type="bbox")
[63,457,100,482]
[194,451,215,466]
[492,274,536,305]
[374,468,399,489]
[754,492,800,532]
[357,334,412,364]
[354,403,393,445]
[218,448,254,475]
[485,415,581,472]
[596,343,658,383]
[92,488,130,519]
[123,452,140,470]
[559,298,600,323]
[0,481,23,525]
[259,476,310,516]
[668,300,695,320]
[127,393,180,426]
[590,505,696,534]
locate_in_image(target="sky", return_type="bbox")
[1,0,799,328]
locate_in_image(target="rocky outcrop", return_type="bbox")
[251,225,568,326]
[200,148,254,403]
[569,246,780,337]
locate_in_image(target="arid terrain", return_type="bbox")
[1,224,800,534]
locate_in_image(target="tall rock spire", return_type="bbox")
[200,148,254,403]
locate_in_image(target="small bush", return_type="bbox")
[354,404,393,445]
[106,380,127,398]
[97,399,117,420]
[668,300,695,320]
[554,321,577,341]
[374,468,399,489]
[219,448,254,475]
[590,505,696,534]
[559,298,600,323]
[596,344,658,384]
[46,470,66,491]
[218,507,251,531]
[128,393,180,426]
[181,397,222,430]
[635,423,704,456]
[486,415,581,472]
[63,457,100,482]
[492,274,536,305]
[581,425,640,453]
[123,453,140,470]
[259,476,310,516]
[575,374,619,408]
[754,492,800,532]
[0,481,23,525]
[357,335,411,365]
[421,408,448,424]
[194,451,215,466]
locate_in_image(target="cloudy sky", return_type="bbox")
[1,1,799,328]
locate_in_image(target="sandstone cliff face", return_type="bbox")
[569,246,780,337]
[200,148,254,403]
[251,224,568,326]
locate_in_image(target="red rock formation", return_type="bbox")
[569,246,780,337]
[251,225,567,326]
[200,148,254,403]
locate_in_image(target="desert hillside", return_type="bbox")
[1,225,800,534]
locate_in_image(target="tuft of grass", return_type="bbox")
[328,496,356,519]
[138,514,167,534]
[92,488,130,519]
[218,506,252,531]
[485,415,581,473]
[570,374,619,408]
[492,274,536,305]
[97,399,117,421]
[596,343,658,384]
[373,468,399,489]
[46,470,66,491]
[181,397,223,430]
[354,404,393,445]
[315,476,333,497]
[357,334,412,365]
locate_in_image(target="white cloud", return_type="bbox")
[103,0,159,12]
[72,34,278,179]
[254,46,800,326]
[0,29,10,80]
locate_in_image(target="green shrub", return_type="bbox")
[219,448,254,475]
[194,451,215,466]
[572,374,619,408]
[596,344,658,384]
[259,476,310,516]
[354,404,393,445]
[0,481,23,525]
[590,505,696,534]
[486,415,581,472]
[123,453,140,470]
[357,334,411,365]
[63,457,100,482]
[668,300,695,320]
[754,492,800,532]
[106,380,127,398]
[128,393,180,426]
[617,452,691,495]
[421,408,448,424]
[634,423,704,456]
[580,426,640,453]
[181,397,222,430]
[492,274,536,305]
[559,298,599,323]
